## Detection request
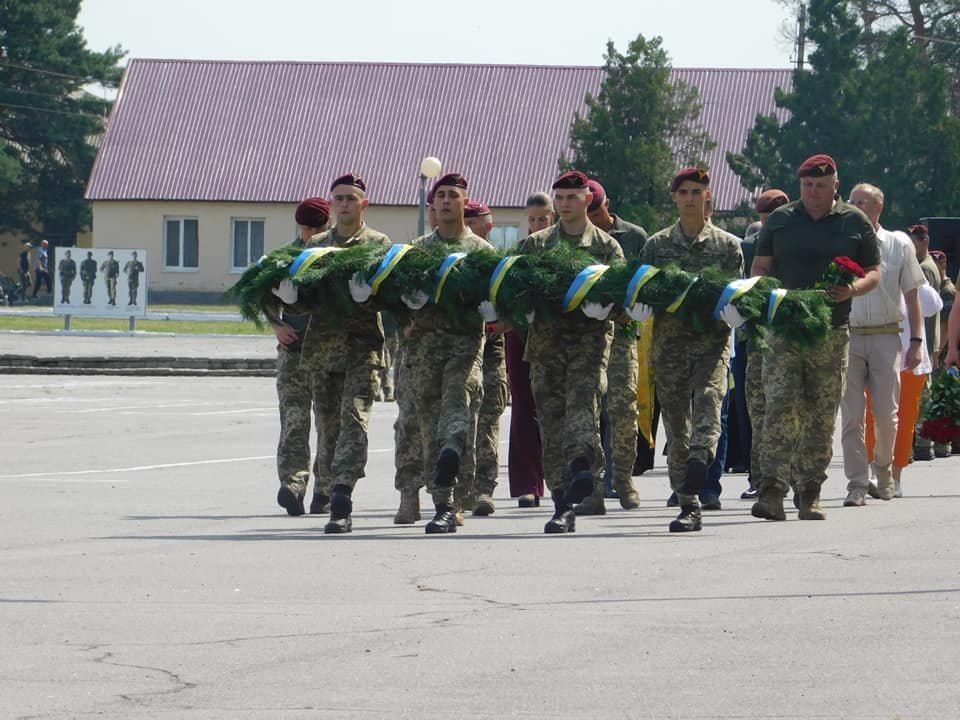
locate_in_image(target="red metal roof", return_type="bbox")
[86,60,792,211]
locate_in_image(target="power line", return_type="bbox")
[0,59,108,84]
[0,85,107,101]
[0,102,105,120]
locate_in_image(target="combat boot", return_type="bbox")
[750,489,786,521]
[797,487,826,520]
[324,484,353,534]
[453,499,465,526]
[393,488,421,525]
[425,503,458,534]
[277,485,305,516]
[544,491,576,534]
[669,504,702,533]
[874,466,895,500]
[309,493,330,515]
[472,493,496,516]
[615,479,640,509]
[574,479,606,516]
[678,458,708,496]
[564,456,595,505]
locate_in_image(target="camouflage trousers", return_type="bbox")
[527,323,612,493]
[403,332,484,504]
[745,344,770,486]
[758,327,849,495]
[652,329,730,505]
[393,345,422,492]
[461,334,507,497]
[606,330,639,485]
[276,343,379,497]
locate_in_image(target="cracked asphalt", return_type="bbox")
[1,374,959,719]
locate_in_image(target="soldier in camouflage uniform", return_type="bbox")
[271,197,333,517]
[392,345,424,523]
[747,154,881,521]
[304,173,393,534]
[80,251,97,304]
[517,170,624,534]
[638,168,743,533]
[123,252,146,306]
[575,179,647,514]
[58,250,77,304]
[100,251,120,306]
[401,173,493,534]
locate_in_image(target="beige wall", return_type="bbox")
[90,201,527,295]
[0,230,28,279]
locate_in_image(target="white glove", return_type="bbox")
[478,300,498,323]
[348,271,373,303]
[525,310,535,324]
[719,304,746,329]
[271,278,298,305]
[401,290,429,310]
[625,302,653,322]
[581,301,613,320]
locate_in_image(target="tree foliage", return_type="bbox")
[728,0,960,228]
[0,0,124,241]
[562,34,715,231]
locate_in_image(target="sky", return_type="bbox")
[76,0,799,71]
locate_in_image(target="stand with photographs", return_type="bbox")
[53,248,148,330]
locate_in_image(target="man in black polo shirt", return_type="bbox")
[748,154,881,521]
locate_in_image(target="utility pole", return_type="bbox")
[796,3,807,71]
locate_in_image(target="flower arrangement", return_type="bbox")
[919,367,960,444]
[816,256,866,289]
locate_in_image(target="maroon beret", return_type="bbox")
[755,189,790,214]
[432,173,468,192]
[426,188,436,204]
[670,167,709,192]
[907,223,929,239]
[464,200,491,218]
[330,172,366,193]
[294,197,330,228]
[797,154,837,177]
[586,179,606,211]
[552,171,589,190]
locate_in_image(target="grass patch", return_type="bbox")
[149,304,240,312]
[0,316,269,335]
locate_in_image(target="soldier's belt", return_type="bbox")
[849,323,901,336]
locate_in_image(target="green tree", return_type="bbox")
[0,0,124,241]
[729,0,960,227]
[562,34,714,231]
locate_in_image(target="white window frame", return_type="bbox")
[488,224,522,252]
[230,217,266,273]
[163,217,200,272]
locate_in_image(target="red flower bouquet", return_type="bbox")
[816,256,866,289]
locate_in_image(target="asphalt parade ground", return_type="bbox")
[1,373,959,719]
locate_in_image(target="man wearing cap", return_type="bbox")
[402,173,493,534]
[746,154,881,522]
[840,183,924,506]
[460,200,508,517]
[57,249,77,304]
[295,173,392,534]
[80,251,98,304]
[32,240,51,298]
[100,251,120,306]
[575,178,648,515]
[517,170,624,534]
[270,196,333,517]
[17,243,33,301]
[638,168,743,532]
[738,189,789,501]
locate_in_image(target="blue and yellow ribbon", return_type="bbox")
[289,246,342,277]
[562,264,609,313]
[369,244,413,295]
[433,252,467,303]
[624,264,660,308]
[712,276,762,320]
[766,288,788,324]
[489,255,520,304]
[666,276,699,313]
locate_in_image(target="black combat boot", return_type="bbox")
[564,456,594,506]
[669,504,702,533]
[277,485,305,516]
[309,493,330,515]
[435,448,460,488]
[678,458,708,496]
[544,490,576,534]
[425,503,458,534]
[324,484,353,534]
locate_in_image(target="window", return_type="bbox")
[231,218,265,271]
[164,217,199,270]
[488,225,521,251]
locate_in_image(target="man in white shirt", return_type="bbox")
[841,183,925,506]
